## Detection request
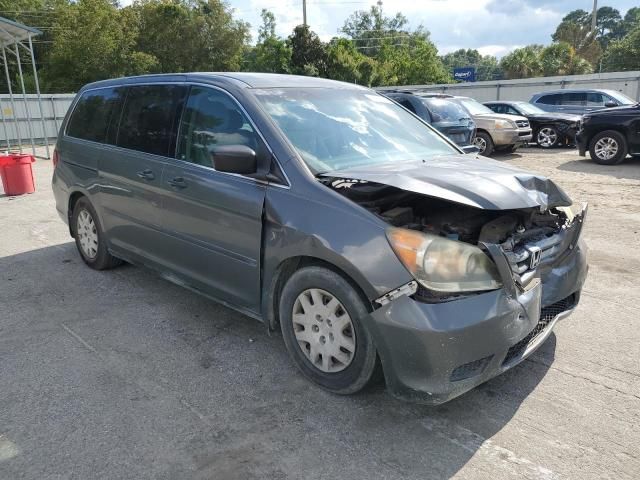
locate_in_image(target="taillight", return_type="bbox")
[52,148,59,167]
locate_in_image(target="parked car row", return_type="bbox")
[381,87,639,165]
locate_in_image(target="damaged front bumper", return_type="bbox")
[368,212,588,405]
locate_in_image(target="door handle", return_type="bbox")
[136,169,155,180]
[168,177,187,189]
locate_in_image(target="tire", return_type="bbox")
[535,126,560,148]
[504,144,519,153]
[279,266,378,394]
[72,197,122,270]
[473,132,494,156]
[589,130,628,165]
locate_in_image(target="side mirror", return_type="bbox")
[604,101,618,108]
[211,145,257,175]
[461,144,480,154]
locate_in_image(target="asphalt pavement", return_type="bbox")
[1,146,639,479]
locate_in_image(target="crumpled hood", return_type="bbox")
[321,155,572,210]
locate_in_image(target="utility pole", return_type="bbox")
[303,0,307,26]
[591,0,598,33]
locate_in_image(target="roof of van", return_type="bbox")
[80,72,367,91]
[531,88,622,96]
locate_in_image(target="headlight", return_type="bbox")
[386,228,503,293]
[494,119,515,129]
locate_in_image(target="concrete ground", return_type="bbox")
[1,146,639,479]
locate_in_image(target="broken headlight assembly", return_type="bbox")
[386,228,503,293]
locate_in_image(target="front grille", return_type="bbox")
[502,295,575,366]
[516,120,530,128]
[450,355,493,382]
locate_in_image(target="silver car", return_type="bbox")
[530,88,636,116]
[423,94,533,156]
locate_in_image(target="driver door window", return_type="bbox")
[177,87,258,169]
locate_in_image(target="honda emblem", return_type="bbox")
[527,246,542,269]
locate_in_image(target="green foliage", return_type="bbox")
[2,1,640,93]
[602,26,640,72]
[500,45,543,79]
[552,21,602,65]
[341,5,409,57]
[244,10,291,73]
[540,42,593,76]
[131,0,250,73]
[288,24,328,76]
[42,0,152,92]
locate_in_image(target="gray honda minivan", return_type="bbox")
[52,73,588,404]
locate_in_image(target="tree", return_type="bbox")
[602,26,640,72]
[326,38,380,86]
[555,7,622,49]
[540,42,592,76]
[244,9,291,73]
[341,5,408,57]
[42,0,156,92]
[377,35,449,85]
[617,7,640,38]
[132,0,250,73]
[288,24,327,76]
[552,21,601,65]
[500,45,543,79]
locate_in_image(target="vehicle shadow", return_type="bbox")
[557,155,640,180]
[0,242,555,479]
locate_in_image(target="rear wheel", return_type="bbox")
[279,266,378,394]
[473,132,494,156]
[536,126,559,148]
[589,130,628,165]
[72,197,122,270]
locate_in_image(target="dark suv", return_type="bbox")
[576,103,640,164]
[383,92,476,147]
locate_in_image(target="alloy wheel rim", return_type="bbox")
[292,288,356,373]
[594,137,618,160]
[473,136,486,153]
[77,209,98,259]
[537,128,557,147]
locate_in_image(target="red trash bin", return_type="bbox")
[0,154,36,196]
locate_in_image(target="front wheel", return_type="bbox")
[536,126,559,148]
[279,266,378,394]
[589,130,628,165]
[473,132,494,156]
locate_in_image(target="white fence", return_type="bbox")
[376,70,640,103]
[0,93,74,149]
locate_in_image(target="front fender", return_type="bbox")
[261,184,413,322]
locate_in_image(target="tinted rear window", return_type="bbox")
[562,92,586,105]
[117,85,187,156]
[537,94,562,105]
[66,88,125,142]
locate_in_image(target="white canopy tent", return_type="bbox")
[0,16,49,158]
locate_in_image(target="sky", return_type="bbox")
[122,0,639,58]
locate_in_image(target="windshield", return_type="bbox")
[456,98,495,115]
[420,98,471,123]
[513,102,546,114]
[253,89,457,174]
[606,90,635,105]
